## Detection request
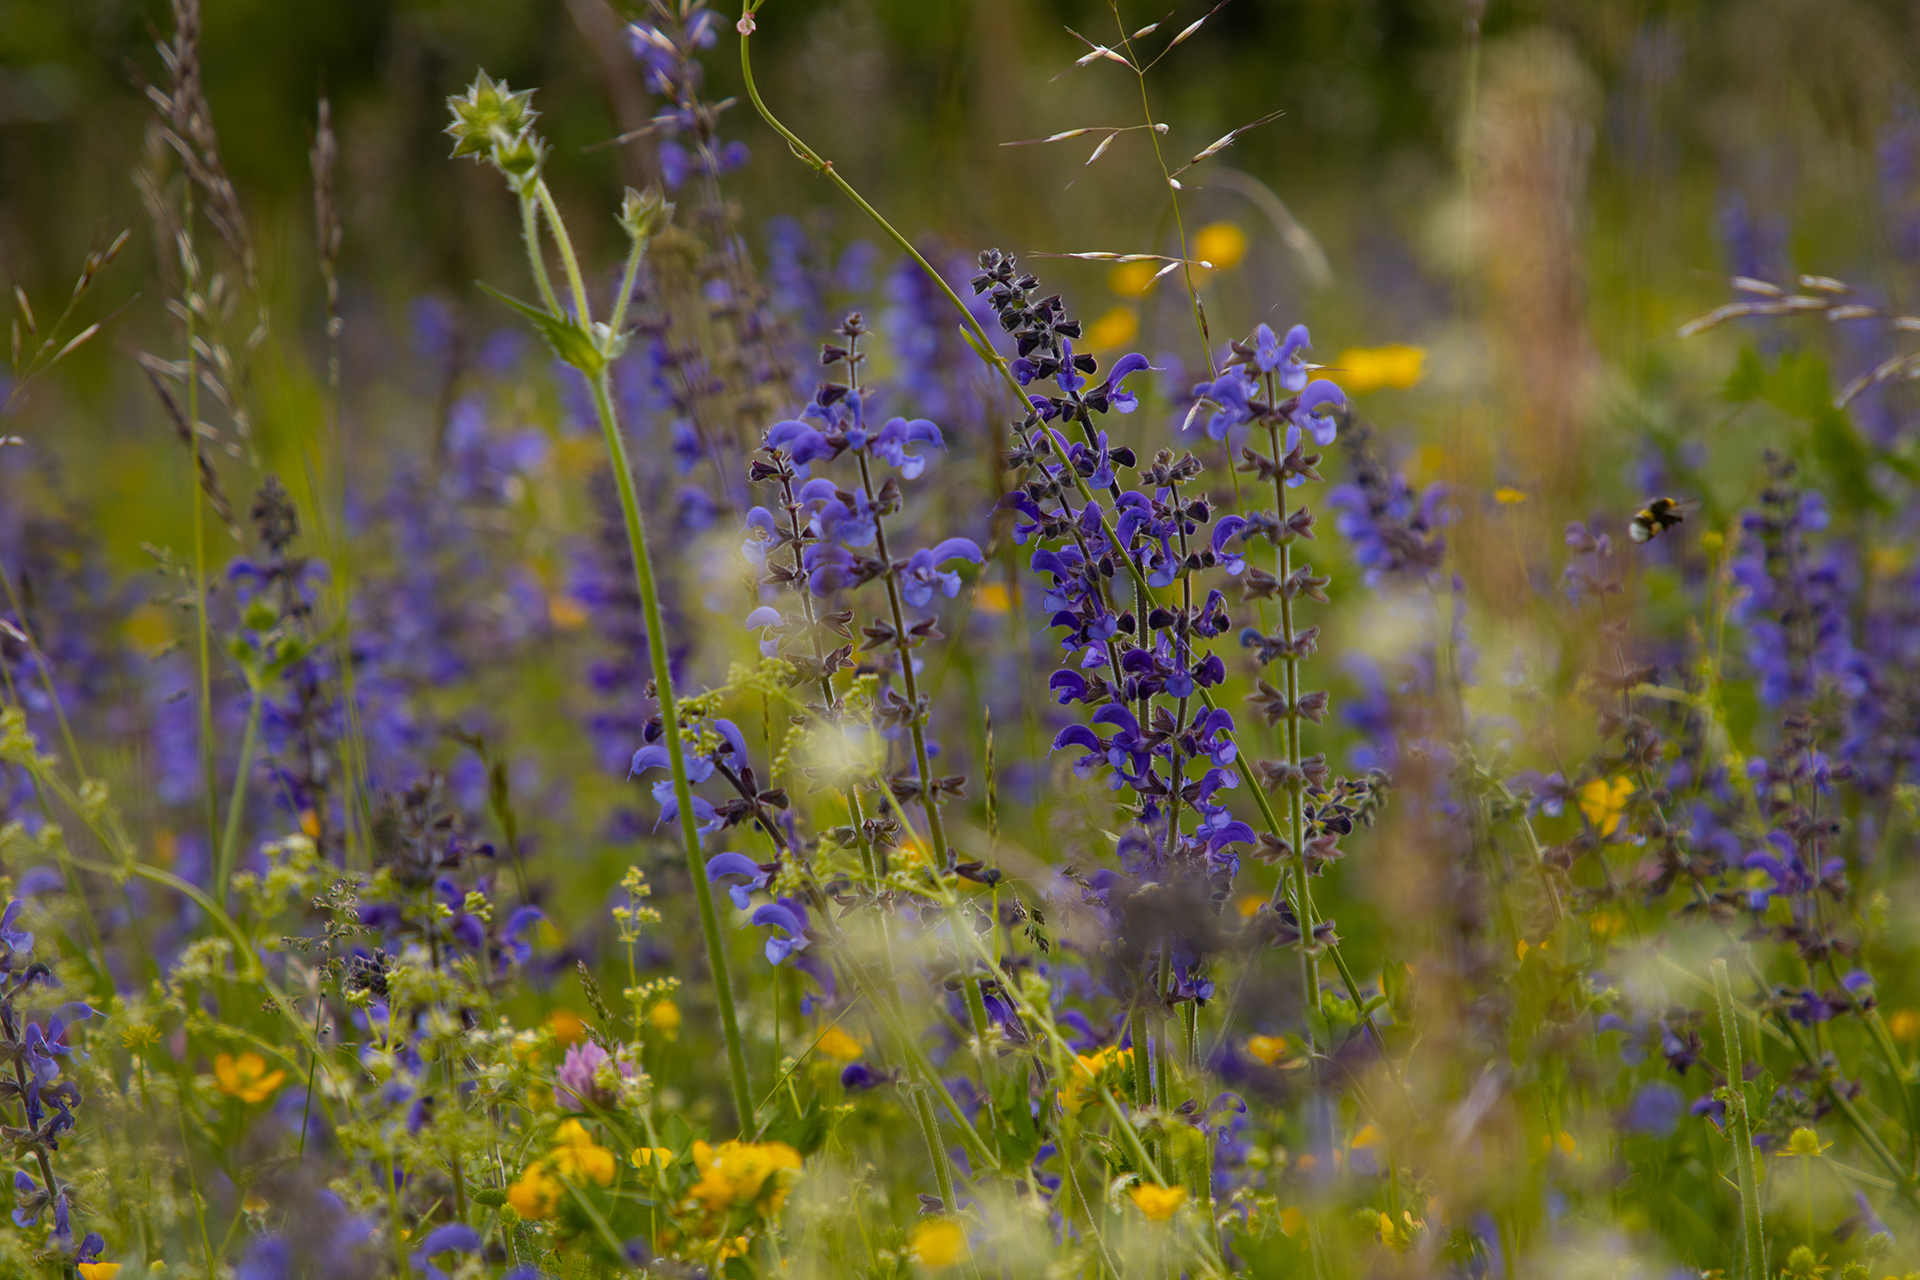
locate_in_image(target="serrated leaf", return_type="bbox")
[476,281,605,375]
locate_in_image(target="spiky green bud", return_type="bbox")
[445,71,539,161]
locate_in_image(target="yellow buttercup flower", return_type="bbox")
[1329,345,1426,395]
[813,1025,865,1061]
[909,1217,969,1268]
[1351,1124,1384,1150]
[1193,221,1248,270]
[1055,1047,1120,1116]
[1084,305,1139,351]
[1245,1034,1293,1068]
[632,1145,675,1169]
[507,1161,563,1219]
[213,1052,287,1104]
[686,1139,803,1216]
[1278,1206,1307,1238]
[974,581,1010,614]
[548,1009,588,1045]
[549,1119,617,1185]
[1578,777,1635,838]
[1131,1183,1187,1221]
[1889,1009,1919,1042]
[1494,487,1527,505]
[78,1266,122,1280]
[1109,260,1158,297]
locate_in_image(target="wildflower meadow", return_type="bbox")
[6,0,1920,1276]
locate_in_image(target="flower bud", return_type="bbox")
[619,185,675,242]
[445,71,539,161]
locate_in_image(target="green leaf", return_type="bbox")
[476,281,605,375]
[1723,346,1766,403]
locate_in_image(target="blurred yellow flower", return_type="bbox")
[686,1139,802,1215]
[1330,345,1426,395]
[1363,1207,1423,1250]
[1279,1206,1307,1238]
[214,1052,286,1104]
[632,1145,674,1169]
[974,581,1010,614]
[1130,1182,1187,1221]
[1109,260,1159,297]
[1494,487,1527,505]
[1578,777,1634,837]
[507,1161,562,1219]
[1245,1034,1293,1068]
[78,1266,122,1280]
[909,1217,969,1267]
[648,1000,682,1041]
[814,1025,864,1061]
[549,1119,617,1185]
[1889,1009,1919,1042]
[1351,1124,1383,1149]
[1194,221,1248,270]
[1084,305,1139,351]
[549,595,589,630]
[1542,1130,1578,1158]
[1236,893,1264,918]
[549,1009,588,1045]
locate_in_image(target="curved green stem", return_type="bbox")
[588,369,755,1132]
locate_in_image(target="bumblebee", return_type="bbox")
[1628,496,1688,544]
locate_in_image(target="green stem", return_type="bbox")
[517,190,565,319]
[1712,958,1767,1280]
[587,368,755,1132]
[215,687,261,901]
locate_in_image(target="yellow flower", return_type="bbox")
[1541,1130,1578,1158]
[1193,221,1248,270]
[1109,260,1159,297]
[549,596,589,630]
[507,1161,563,1219]
[1351,1124,1383,1150]
[814,1025,865,1061]
[1130,1183,1187,1221]
[686,1140,803,1215]
[1783,1126,1830,1158]
[1578,777,1635,838]
[1235,893,1264,919]
[1362,1207,1423,1250]
[549,1119,617,1185]
[909,1218,969,1268]
[548,1009,588,1045]
[647,1000,681,1042]
[632,1145,675,1169]
[974,581,1010,614]
[1245,1034,1293,1068]
[1329,345,1426,395]
[1056,1047,1119,1116]
[1084,305,1139,351]
[1889,1009,1919,1042]
[1494,487,1527,505]
[1278,1206,1307,1238]
[78,1266,122,1280]
[213,1052,286,1104]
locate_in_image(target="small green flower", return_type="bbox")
[619,185,676,242]
[1782,1127,1830,1158]
[445,71,539,161]
[1782,1244,1828,1277]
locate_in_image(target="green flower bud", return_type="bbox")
[619,185,675,242]
[491,130,547,184]
[446,71,539,161]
